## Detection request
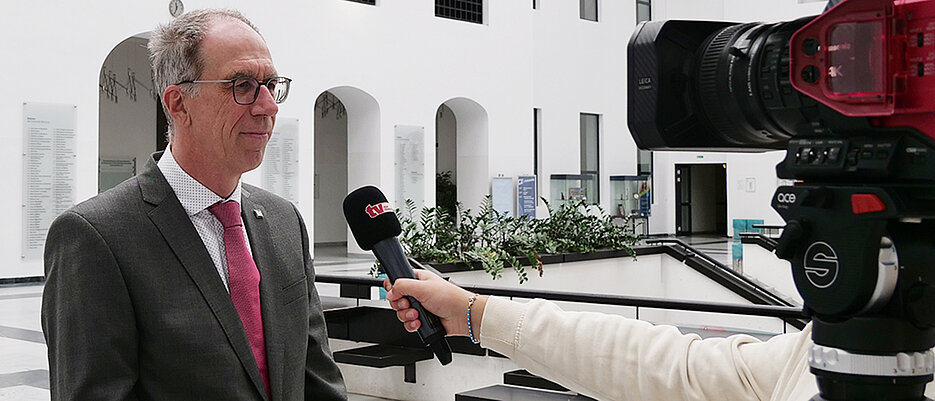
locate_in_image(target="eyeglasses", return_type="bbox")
[177,76,292,105]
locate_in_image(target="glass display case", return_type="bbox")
[610,175,650,216]
[610,175,651,235]
[549,174,598,206]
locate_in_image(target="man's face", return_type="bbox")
[185,18,278,175]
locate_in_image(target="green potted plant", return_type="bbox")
[378,195,640,283]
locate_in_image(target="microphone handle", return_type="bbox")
[372,237,452,365]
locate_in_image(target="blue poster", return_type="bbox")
[638,180,651,216]
[517,176,536,218]
[639,191,651,215]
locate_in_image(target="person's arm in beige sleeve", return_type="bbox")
[385,270,810,401]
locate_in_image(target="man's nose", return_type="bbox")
[251,85,279,116]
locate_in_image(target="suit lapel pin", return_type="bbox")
[253,209,264,219]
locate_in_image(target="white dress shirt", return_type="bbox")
[157,147,253,292]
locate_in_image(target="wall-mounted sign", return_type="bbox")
[99,158,136,193]
[395,125,425,211]
[517,176,536,218]
[22,102,77,259]
[491,177,514,218]
[262,118,299,204]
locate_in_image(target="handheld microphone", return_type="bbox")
[342,186,452,365]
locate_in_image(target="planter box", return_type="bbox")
[538,253,565,265]
[563,249,632,263]
[426,248,637,273]
[430,261,475,273]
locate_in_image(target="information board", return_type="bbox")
[491,176,514,218]
[262,118,299,204]
[395,125,425,211]
[99,158,136,193]
[22,102,77,259]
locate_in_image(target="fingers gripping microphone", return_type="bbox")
[343,186,452,365]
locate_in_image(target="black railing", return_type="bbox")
[751,224,784,238]
[740,232,778,252]
[644,238,794,309]
[316,271,808,333]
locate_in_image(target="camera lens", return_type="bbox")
[628,17,834,152]
[692,17,816,149]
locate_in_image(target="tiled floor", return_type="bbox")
[0,284,47,401]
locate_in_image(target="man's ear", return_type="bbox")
[163,85,191,128]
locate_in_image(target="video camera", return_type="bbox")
[627,0,935,400]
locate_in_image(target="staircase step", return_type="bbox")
[333,344,432,368]
[503,370,569,392]
[325,306,423,347]
[456,384,594,401]
[325,306,488,356]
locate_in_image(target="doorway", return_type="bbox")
[675,164,727,236]
[434,98,489,210]
[435,104,457,213]
[312,86,381,255]
[313,91,348,249]
[99,33,165,193]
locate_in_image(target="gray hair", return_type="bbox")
[148,9,262,141]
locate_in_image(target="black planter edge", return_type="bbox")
[426,246,661,274]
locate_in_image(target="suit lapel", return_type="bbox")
[139,154,269,401]
[241,189,285,401]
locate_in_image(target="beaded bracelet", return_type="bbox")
[467,293,480,344]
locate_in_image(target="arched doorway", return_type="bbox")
[435,98,489,210]
[313,87,380,255]
[98,33,165,193]
[435,104,457,213]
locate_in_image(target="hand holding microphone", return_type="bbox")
[343,186,453,365]
[382,270,488,339]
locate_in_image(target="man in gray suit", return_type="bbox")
[41,9,347,400]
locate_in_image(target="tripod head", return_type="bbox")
[774,129,935,400]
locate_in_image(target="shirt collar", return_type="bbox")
[157,146,243,217]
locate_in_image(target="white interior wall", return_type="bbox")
[723,0,827,21]
[313,96,348,244]
[448,98,489,209]
[533,0,637,218]
[654,0,826,22]
[276,1,535,249]
[327,87,382,255]
[1,0,834,278]
[653,0,726,21]
[3,3,165,278]
[98,36,158,180]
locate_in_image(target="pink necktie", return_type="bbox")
[208,201,270,397]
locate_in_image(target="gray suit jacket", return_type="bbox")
[41,153,347,401]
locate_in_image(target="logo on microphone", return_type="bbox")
[365,202,394,218]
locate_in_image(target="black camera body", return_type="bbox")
[628,1,935,400]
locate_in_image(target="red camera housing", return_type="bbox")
[790,0,935,140]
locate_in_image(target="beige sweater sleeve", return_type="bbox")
[479,296,810,401]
